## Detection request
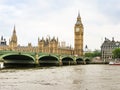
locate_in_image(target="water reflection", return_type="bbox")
[0,65,120,90]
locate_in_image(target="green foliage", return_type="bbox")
[93,50,101,57]
[112,48,120,58]
[84,53,93,57]
[84,50,101,57]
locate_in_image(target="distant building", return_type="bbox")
[0,36,8,50]
[0,36,7,46]
[84,45,92,55]
[101,37,120,61]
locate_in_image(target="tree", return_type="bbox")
[112,48,120,59]
[84,52,93,57]
[84,50,101,57]
[92,50,101,57]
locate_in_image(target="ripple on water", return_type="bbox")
[0,65,120,90]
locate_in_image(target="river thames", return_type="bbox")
[0,65,120,90]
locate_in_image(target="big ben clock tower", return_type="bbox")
[74,13,84,56]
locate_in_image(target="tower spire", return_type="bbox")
[9,25,17,49]
[13,25,16,34]
[77,11,80,18]
[76,11,82,25]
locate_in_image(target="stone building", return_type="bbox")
[0,13,84,56]
[0,36,8,50]
[101,37,120,61]
[9,26,17,50]
[0,36,7,46]
[38,36,73,55]
[74,13,84,56]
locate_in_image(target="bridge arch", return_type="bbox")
[1,53,35,65]
[39,55,59,66]
[62,56,74,65]
[76,58,84,64]
[85,58,91,64]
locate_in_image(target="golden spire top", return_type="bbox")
[13,25,16,33]
[77,11,80,19]
[13,25,16,34]
[76,12,82,25]
[77,11,81,20]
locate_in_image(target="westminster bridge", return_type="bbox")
[0,50,91,67]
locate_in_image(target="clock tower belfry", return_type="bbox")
[74,12,84,56]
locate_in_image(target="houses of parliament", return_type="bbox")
[0,13,84,56]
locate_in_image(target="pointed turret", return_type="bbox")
[11,25,17,42]
[13,25,16,34]
[9,25,18,49]
[112,37,114,42]
[77,11,80,19]
[76,12,82,25]
[1,36,3,40]
[38,37,40,42]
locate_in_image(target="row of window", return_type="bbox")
[102,46,120,49]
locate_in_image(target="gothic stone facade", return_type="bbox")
[0,13,84,56]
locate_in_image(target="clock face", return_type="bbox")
[76,28,79,32]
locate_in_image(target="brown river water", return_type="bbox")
[0,65,120,90]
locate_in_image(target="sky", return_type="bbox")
[0,0,120,51]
